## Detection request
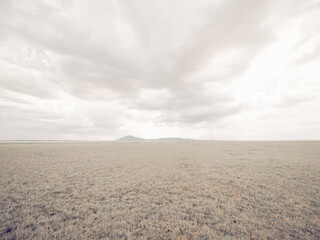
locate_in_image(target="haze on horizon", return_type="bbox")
[1,0,320,141]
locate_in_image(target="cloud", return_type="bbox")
[0,0,320,139]
[272,94,316,108]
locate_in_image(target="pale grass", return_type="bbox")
[0,142,319,239]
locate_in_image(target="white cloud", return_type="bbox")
[0,0,320,140]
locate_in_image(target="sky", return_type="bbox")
[0,0,320,140]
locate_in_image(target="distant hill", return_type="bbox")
[116,135,193,142]
[116,135,146,142]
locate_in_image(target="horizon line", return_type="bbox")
[1,139,320,142]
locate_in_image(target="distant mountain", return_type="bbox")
[116,135,146,142]
[116,135,193,142]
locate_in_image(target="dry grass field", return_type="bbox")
[0,141,319,239]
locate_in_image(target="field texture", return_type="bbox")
[0,142,319,239]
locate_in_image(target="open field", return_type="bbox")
[0,142,319,239]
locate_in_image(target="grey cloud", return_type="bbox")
[132,84,234,110]
[129,83,243,124]
[272,94,317,108]
[5,0,274,93]
[168,0,273,79]
[118,0,274,84]
[1,0,319,139]
[0,74,61,99]
[0,95,122,140]
[291,44,320,66]
[159,102,244,124]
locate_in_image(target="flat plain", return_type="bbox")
[0,141,319,239]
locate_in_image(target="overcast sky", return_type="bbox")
[1,0,320,140]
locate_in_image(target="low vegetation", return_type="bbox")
[1,142,319,239]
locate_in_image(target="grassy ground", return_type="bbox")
[0,141,319,239]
